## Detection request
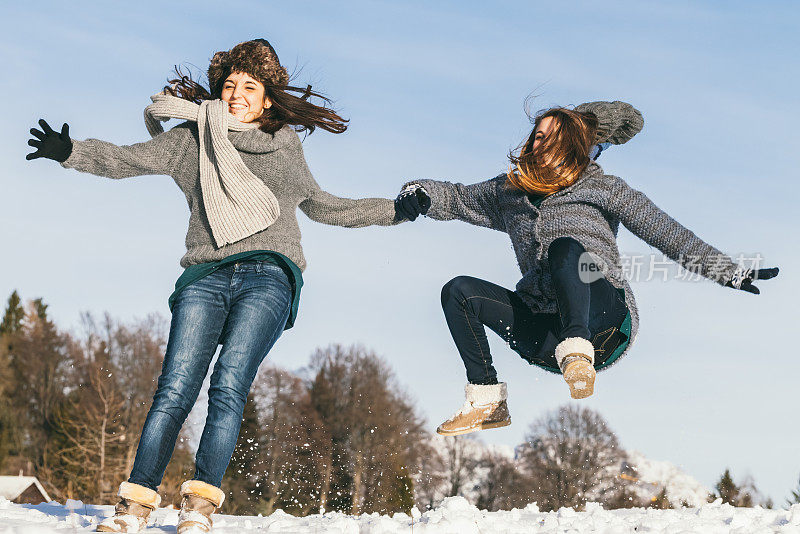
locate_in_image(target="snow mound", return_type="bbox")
[1,496,799,533]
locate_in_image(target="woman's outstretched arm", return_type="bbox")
[603,175,745,286]
[402,176,507,231]
[299,174,403,227]
[34,121,194,179]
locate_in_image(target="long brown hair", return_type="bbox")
[507,107,598,195]
[163,66,348,135]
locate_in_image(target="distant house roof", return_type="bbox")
[0,476,51,504]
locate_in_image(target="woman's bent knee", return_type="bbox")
[441,276,476,308]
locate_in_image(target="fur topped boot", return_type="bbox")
[555,337,596,399]
[96,482,161,532]
[437,382,511,436]
[177,480,225,534]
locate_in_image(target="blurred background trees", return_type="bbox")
[0,290,782,514]
[0,292,193,505]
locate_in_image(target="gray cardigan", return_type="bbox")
[413,162,740,362]
[62,123,401,270]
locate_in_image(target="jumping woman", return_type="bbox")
[394,100,778,436]
[27,39,402,533]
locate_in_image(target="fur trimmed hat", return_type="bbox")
[207,39,289,95]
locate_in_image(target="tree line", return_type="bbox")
[1,291,797,514]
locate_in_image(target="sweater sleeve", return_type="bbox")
[299,175,403,227]
[60,123,193,179]
[412,176,506,232]
[603,176,739,285]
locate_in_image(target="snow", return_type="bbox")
[420,435,712,511]
[626,450,712,507]
[1,496,799,534]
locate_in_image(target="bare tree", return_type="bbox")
[77,313,167,477]
[221,366,330,516]
[43,363,129,502]
[474,449,535,511]
[306,344,428,515]
[519,404,627,511]
[413,438,447,511]
[444,436,485,498]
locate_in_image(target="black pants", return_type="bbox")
[441,237,629,384]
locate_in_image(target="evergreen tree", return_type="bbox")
[32,298,48,321]
[387,473,415,514]
[0,291,24,336]
[714,469,740,504]
[221,393,263,515]
[0,291,24,469]
[712,469,761,507]
[787,475,800,507]
[7,302,79,498]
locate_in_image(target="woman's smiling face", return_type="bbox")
[220,71,272,123]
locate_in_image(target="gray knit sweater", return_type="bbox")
[413,162,741,362]
[62,123,401,270]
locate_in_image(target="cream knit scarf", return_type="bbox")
[144,93,281,248]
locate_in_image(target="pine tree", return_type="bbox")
[0,291,24,469]
[0,291,24,336]
[712,469,763,507]
[7,302,79,498]
[714,469,740,505]
[787,475,800,507]
[32,298,48,321]
[221,393,263,515]
[387,473,415,514]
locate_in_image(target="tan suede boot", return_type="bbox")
[555,337,596,399]
[96,482,161,532]
[177,480,225,534]
[437,382,511,436]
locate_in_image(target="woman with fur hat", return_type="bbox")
[27,39,402,533]
[395,101,778,436]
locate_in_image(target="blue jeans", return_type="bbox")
[128,261,292,490]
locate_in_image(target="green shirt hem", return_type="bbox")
[535,288,631,374]
[168,250,304,330]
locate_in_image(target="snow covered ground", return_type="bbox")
[1,496,799,534]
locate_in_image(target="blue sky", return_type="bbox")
[1,0,798,504]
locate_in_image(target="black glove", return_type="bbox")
[27,119,73,162]
[394,184,431,221]
[725,267,779,294]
